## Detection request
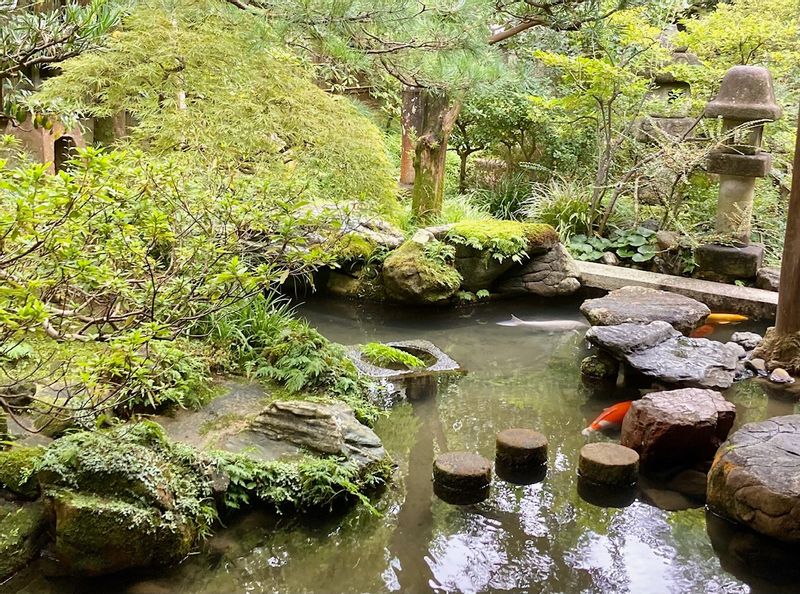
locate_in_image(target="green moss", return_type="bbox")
[382,240,462,304]
[0,447,43,500]
[447,220,559,261]
[333,233,377,261]
[361,343,425,369]
[0,501,47,580]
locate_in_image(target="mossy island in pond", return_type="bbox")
[360,343,426,370]
[382,239,462,304]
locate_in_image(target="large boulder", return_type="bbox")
[251,400,386,469]
[586,321,738,389]
[620,388,736,467]
[496,244,581,297]
[382,233,461,304]
[0,500,47,580]
[580,286,710,334]
[36,422,218,575]
[707,415,800,542]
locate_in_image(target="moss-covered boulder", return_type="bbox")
[382,232,461,304]
[0,500,47,580]
[45,491,196,576]
[0,446,43,500]
[36,422,219,575]
[445,221,560,291]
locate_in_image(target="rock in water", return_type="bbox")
[252,400,386,468]
[707,415,800,542]
[586,322,738,389]
[578,443,639,486]
[433,452,492,504]
[0,501,47,580]
[731,331,763,351]
[620,388,735,467]
[381,238,460,304]
[580,286,710,334]
[769,368,795,384]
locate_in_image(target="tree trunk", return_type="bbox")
[458,151,469,194]
[753,106,800,372]
[411,90,462,223]
[400,86,424,187]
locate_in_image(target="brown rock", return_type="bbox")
[433,452,492,504]
[620,388,735,467]
[495,429,548,470]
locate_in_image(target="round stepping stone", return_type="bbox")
[433,452,492,505]
[578,443,639,486]
[495,429,548,469]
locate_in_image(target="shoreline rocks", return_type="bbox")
[707,415,800,542]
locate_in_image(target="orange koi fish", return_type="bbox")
[582,401,632,437]
[705,313,748,325]
[690,324,715,338]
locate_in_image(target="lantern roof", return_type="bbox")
[705,65,782,121]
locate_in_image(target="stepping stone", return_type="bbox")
[495,429,548,470]
[578,443,639,486]
[433,452,492,505]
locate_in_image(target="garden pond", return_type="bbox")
[6,297,799,594]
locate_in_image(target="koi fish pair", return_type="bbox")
[689,313,749,338]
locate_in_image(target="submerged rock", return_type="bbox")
[586,322,739,389]
[0,500,47,580]
[251,400,386,468]
[620,388,735,467]
[707,415,800,542]
[731,331,763,351]
[580,286,710,334]
[580,353,619,381]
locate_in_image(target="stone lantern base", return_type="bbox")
[695,243,764,282]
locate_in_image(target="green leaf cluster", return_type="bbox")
[360,343,425,369]
[446,220,558,262]
[570,227,658,263]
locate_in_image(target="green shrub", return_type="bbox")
[81,333,213,414]
[522,177,592,241]
[209,295,378,424]
[465,173,533,220]
[361,343,425,369]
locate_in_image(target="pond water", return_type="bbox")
[8,297,800,594]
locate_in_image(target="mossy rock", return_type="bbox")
[332,233,377,262]
[381,239,461,305]
[0,500,47,580]
[446,221,559,257]
[0,447,43,500]
[45,490,195,576]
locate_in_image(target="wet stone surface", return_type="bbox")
[620,388,736,468]
[580,286,710,334]
[495,429,548,470]
[578,443,639,486]
[433,452,492,504]
[708,415,800,542]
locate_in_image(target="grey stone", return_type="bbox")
[707,415,800,542]
[345,339,460,381]
[641,487,696,511]
[580,286,709,333]
[756,267,780,292]
[586,322,738,389]
[601,251,619,266]
[667,469,708,501]
[496,244,581,297]
[252,400,386,468]
[705,65,782,121]
[0,500,47,580]
[769,368,795,384]
[746,357,768,377]
[620,388,736,467]
[706,152,772,177]
[655,230,681,251]
[453,243,516,291]
[731,331,763,351]
[725,341,747,359]
[695,243,764,281]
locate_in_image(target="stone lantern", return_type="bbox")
[696,65,782,281]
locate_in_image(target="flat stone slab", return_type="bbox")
[621,388,736,467]
[578,443,639,486]
[587,322,739,389]
[581,286,709,333]
[578,261,777,320]
[708,415,800,542]
[495,429,548,469]
[251,400,386,468]
[346,339,460,381]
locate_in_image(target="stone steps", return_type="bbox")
[577,261,778,321]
